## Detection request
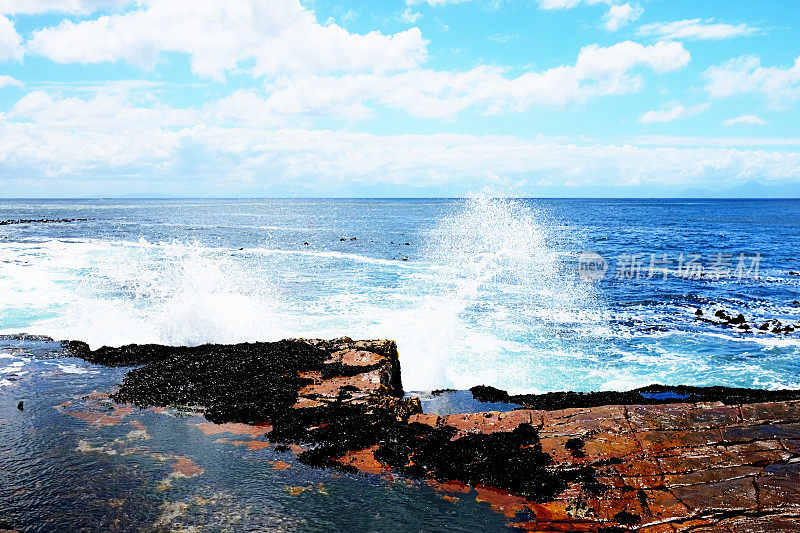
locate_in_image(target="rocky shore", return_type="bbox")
[63,338,800,532]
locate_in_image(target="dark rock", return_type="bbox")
[0,218,89,226]
[730,314,746,325]
[715,309,728,319]
[612,511,641,526]
[565,437,586,458]
[77,340,330,423]
[350,237,357,241]
[760,322,770,331]
[61,337,800,531]
[17,401,23,410]
[471,383,800,411]
[772,327,783,334]
[303,242,309,245]
[0,333,55,342]
[793,301,800,307]
[695,309,703,316]
[339,238,346,241]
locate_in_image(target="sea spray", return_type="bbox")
[391,195,602,391]
[4,199,797,393]
[4,238,288,348]
[0,199,605,392]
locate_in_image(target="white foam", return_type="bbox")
[0,197,607,391]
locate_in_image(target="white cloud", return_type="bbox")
[603,3,642,32]
[723,115,767,127]
[638,19,757,41]
[407,0,610,9]
[704,55,800,108]
[0,74,22,87]
[639,102,709,123]
[536,0,607,9]
[2,119,800,194]
[0,0,132,15]
[13,39,688,128]
[401,9,422,23]
[405,0,471,5]
[222,40,689,120]
[0,14,22,61]
[7,90,200,129]
[27,0,428,80]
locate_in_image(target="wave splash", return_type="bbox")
[383,196,600,390]
[1,239,287,348]
[0,197,598,391]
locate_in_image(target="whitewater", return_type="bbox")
[2,196,800,392]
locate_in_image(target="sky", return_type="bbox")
[0,0,799,198]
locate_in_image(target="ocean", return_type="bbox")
[2,197,800,393]
[2,197,800,531]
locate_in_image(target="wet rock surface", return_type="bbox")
[696,308,800,336]
[471,383,800,411]
[67,338,800,531]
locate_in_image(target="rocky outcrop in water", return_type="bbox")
[65,338,800,531]
[0,218,89,226]
[696,308,800,336]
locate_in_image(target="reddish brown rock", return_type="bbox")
[76,337,800,531]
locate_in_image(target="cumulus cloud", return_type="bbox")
[13,39,689,125]
[2,119,800,195]
[212,40,690,120]
[639,102,710,123]
[8,90,200,129]
[27,0,428,80]
[704,55,800,108]
[0,14,22,61]
[0,74,21,88]
[4,76,795,195]
[638,19,757,41]
[603,3,642,32]
[723,115,767,127]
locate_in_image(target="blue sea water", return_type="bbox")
[1,197,800,393]
[2,197,800,531]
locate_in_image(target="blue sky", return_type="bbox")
[0,0,799,197]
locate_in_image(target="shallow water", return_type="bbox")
[0,338,513,532]
[1,197,800,393]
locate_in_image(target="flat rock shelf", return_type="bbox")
[62,337,800,532]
